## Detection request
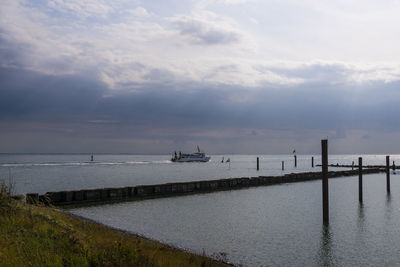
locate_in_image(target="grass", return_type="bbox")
[0,182,229,267]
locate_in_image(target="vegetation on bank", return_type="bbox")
[0,182,228,267]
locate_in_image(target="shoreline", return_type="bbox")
[0,192,232,267]
[64,209,234,266]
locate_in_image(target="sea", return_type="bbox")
[1,154,400,266]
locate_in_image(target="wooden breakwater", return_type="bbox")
[26,168,385,207]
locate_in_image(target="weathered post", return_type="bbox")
[393,161,396,171]
[257,157,259,171]
[312,156,314,168]
[322,139,329,224]
[386,156,390,193]
[352,161,354,170]
[358,157,363,203]
[282,161,284,170]
[294,155,297,168]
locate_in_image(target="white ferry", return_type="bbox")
[171,146,211,162]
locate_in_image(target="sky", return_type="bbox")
[1,0,400,154]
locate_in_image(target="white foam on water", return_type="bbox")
[0,160,172,168]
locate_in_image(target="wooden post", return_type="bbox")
[312,156,314,168]
[282,161,284,170]
[322,139,329,224]
[393,161,395,171]
[294,155,297,168]
[257,157,259,171]
[386,156,390,193]
[358,157,363,203]
[352,161,354,170]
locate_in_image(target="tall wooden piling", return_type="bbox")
[294,155,297,168]
[257,157,259,171]
[393,161,395,171]
[352,161,354,170]
[312,156,314,168]
[386,156,390,193]
[358,157,363,203]
[322,139,329,224]
[282,161,284,170]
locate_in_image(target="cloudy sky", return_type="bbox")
[1,0,400,154]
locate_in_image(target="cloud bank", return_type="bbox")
[1,0,400,154]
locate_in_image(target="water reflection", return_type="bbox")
[386,193,392,204]
[385,193,392,220]
[358,203,365,226]
[356,202,366,249]
[318,224,335,266]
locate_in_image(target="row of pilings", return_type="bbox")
[319,164,399,169]
[26,168,384,207]
[319,139,395,224]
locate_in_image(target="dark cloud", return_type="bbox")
[0,36,34,69]
[0,67,106,122]
[1,65,400,153]
[1,66,400,130]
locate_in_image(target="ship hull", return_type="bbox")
[173,157,211,162]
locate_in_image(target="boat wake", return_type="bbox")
[0,160,172,168]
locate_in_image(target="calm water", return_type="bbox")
[70,174,400,266]
[1,154,400,266]
[0,153,397,195]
